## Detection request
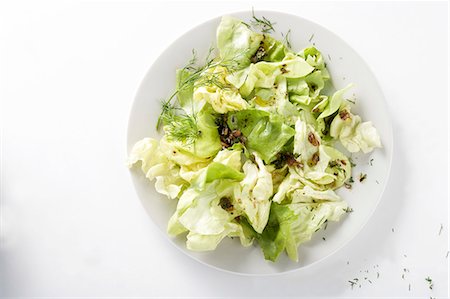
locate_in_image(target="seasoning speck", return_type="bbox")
[425,276,434,290]
[359,173,367,182]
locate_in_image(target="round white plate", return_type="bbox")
[127,10,393,275]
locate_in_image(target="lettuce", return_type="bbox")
[234,153,273,233]
[217,16,264,69]
[228,109,295,163]
[129,15,381,263]
[128,138,187,199]
[330,106,381,153]
[257,196,347,262]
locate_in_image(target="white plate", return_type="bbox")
[127,10,393,275]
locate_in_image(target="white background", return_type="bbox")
[1,1,448,298]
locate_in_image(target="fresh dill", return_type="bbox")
[348,278,359,289]
[308,33,315,42]
[251,8,276,33]
[370,158,374,166]
[157,47,247,142]
[425,276,434,290]
[158,101,201,145]
[281,29,292,49]
[344,207,354,213]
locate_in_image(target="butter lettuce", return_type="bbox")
[217,16,264,69]
[228,109,295,162]
[330,105,382,153]
[234,153,273,233]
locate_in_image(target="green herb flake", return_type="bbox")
[359,173,367,182]
[425,276,434,290]
[251,8,276,33]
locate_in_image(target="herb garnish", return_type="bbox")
[425,276,434,289]
[359,173,367,182]
[281,29,292,49]
[438,223,443,235]
[158,102,200,145]
[157,47,248,143]
[251,8,276,33]
[344,207,354,213]
[348,278,359,289]
[308,33,315,42]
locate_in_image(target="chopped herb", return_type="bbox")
[346,98,356,104]
[327,54,332,61]
[308,132,320,146]
[323,221,328,230]
[446,251,449,258]
[425,276,433,290]
[401,274,405,279]
[339,109,351,120]
[392,228,395,232]
[438,223,443,235]
[348,278,359,289]
[349,158,356,167]
[308,152,320,167]
[251,44,266,63]
[376,272,380,278]
[408,283,411,291]
[349,176,355,183]
[219,197,233,211]
[322,237,326,241]
[158,46,247,133]
[344,207,354,213]
[281,29,292,49]
[359,173,367,182]
[251,8,276,33]
[368,279,372,284]
[158,101,200,145]
[375,180,380,184]
[308,33,315,42]
[370,158,374,166]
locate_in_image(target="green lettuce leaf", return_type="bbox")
[258,197,348,262]
[128,138,187,199]
[330,106,382,153]
[318,84,354,119]
[229,109,295,163]
[233,153,273,233]
[217,16,264,69]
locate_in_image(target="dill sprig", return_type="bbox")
[251,8,276,33]
[281,29,292,49]
[158,101,200,145]
[161,46,243,112]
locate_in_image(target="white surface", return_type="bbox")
[127,10,394,275]
[0,0,448,297]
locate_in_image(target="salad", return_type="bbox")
[128,15,381,262]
